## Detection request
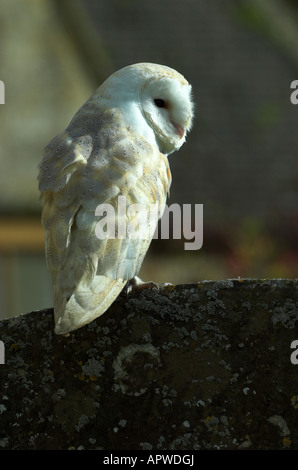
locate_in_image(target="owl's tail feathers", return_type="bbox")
[53,275,126,335]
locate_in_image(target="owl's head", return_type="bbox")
[137,63,194,154]
[99,63,194,155]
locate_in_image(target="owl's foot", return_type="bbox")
[126,276,172,294]
[126,276,159,294]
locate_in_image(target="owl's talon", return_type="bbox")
[126,276,159,294]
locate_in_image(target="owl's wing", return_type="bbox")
[38,116,164,335]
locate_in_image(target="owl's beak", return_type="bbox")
[171,121,185,139]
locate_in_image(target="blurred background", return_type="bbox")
[0,0,297,320]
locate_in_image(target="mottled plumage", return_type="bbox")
[38,63,193,334]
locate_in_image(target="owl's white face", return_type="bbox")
[140,72,193,154]
[97,63,194,155]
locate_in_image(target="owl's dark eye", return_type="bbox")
[154,98,166,108]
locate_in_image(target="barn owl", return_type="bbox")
[38,63,194,334]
